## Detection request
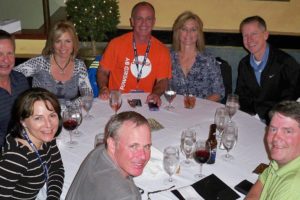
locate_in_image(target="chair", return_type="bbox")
[87,55,102,97]
[216,57,232,104]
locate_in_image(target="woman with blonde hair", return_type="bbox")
[14,20,92,105]
[171,11,224,102]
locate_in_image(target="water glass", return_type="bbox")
[226,94,240,122]
[180,129,196,166]
[163,146,179,184]
[164,79,177,110]
[80,88,94,119]
[221,121,238,161]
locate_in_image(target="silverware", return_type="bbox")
[147,185,175,200]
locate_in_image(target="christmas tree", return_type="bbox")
[66,0,120,55]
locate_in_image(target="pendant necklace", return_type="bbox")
[53,55,71,74]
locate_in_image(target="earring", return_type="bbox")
[21,123,27,128]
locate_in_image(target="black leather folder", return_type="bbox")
[171,174,240,200]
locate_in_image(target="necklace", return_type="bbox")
[53,55,71,74]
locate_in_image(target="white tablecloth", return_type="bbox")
[39,93,269,199]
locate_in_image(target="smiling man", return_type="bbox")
[246,101,300,200]
[235,16,300,122]
[66,111,151,200]
[97,1,171,106]
[0,30,29,147]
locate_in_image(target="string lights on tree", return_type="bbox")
[66,0,120,55]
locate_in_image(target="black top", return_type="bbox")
[0,134,64,199]
[235,45,300,121]
[0,71,30,146]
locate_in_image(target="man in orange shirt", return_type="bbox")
[97,1,171,106]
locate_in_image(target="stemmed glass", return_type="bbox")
[164,79,177,110]
[214,107,230,139]
[180,129,196,167]
[225,94,240,122]
[81,89,94,119]
[193,140,211,178]
[109,90,122,115]
[163,146,179,184]
[62,106,78,147]
[71,104,83,137]
[221,121,238,161]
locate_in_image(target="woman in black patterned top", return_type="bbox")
[0,88,64,199]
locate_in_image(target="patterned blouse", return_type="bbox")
[0,134,64,200]
[14,55,92,104]
[170,50,225,99]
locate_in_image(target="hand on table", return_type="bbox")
[146,93,162,106]
[98,87,109,100]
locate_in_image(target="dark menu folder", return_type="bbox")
[171,174,240,200]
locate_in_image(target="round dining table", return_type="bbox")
[38,93,269,200]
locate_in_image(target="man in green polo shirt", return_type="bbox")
[246,101,300,200]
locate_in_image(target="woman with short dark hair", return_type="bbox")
[0,87,64,199]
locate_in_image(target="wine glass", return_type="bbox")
[214,107,230,139]
[180,129,196,166]
[163,146,179,184]
[193,140,211,178]
[71,104,83,137]
[109,90,122,115]
[221,121,238,161]
[62,106,78,147]
[225,94,240,122]
[81,89,94,119]
[164,79,176,110]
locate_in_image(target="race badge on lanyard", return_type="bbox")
[133,37,151,83]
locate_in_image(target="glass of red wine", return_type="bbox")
[163,146,180,184]
[62,106,78,147]
[193,139,211,178]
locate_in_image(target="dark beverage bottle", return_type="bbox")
[206,124,217,164]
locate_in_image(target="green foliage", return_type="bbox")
[66,0,120,42]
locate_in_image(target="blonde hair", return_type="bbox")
[172,11,205,52]
[42,20,79,58]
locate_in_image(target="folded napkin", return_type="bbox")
[147,118,164,131]
[142,146,163,176]
[171,174,240,200]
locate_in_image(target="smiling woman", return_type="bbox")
[0,87,64,199]
[13,20,93,106]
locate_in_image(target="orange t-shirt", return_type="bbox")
[100,32,171,93]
